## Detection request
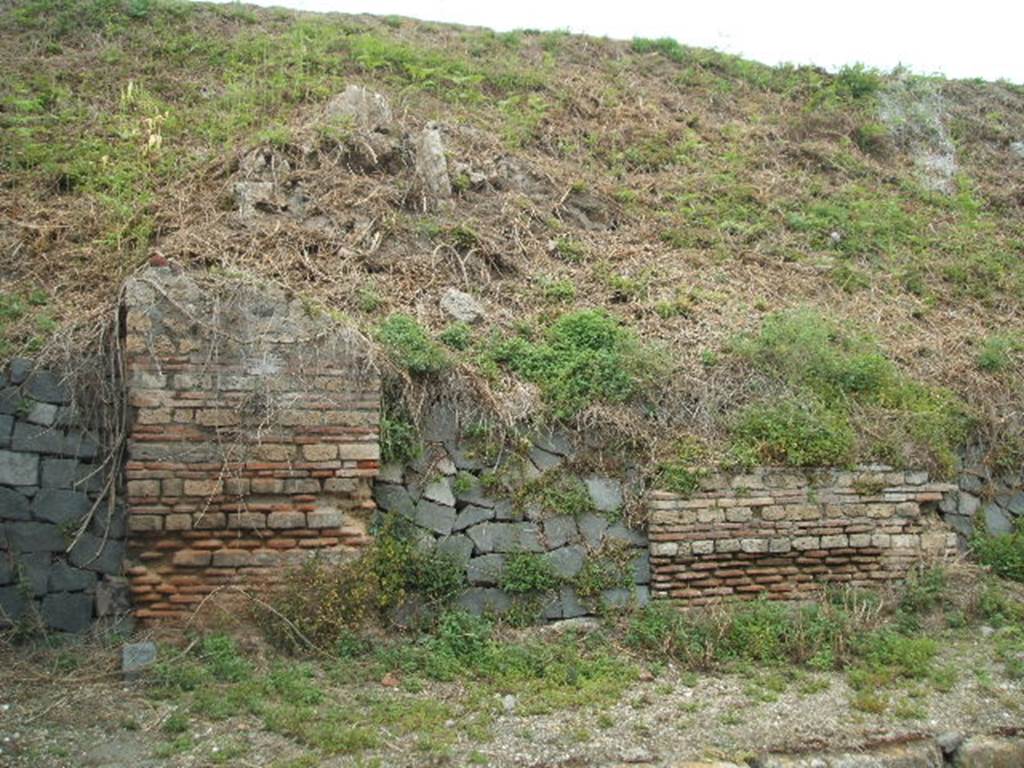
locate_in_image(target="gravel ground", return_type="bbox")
[0,631,1020,768]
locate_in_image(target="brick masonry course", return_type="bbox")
[648,467,959,606]
[122,267,380,625]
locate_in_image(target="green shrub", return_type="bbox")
[899,567,948,614]
[439,321,473,350]
[539,278,576,302]
[729,398,855,467]
[553,237,586,262]
[631,37,686,63]
[976,334,1022,372]
[854,122,890,154]
[501,553,559,594]
[488,309,661,418]
[199,635,251,682]
[263,517,465,649]
[977,580,1024,626]
[972,521,1024,583]
[376,314,448,374]
[427,611,494,669]
[574,543,634,601]
[654,438,708,495]
[832,63,882,101]
[729,309,969,471]
[850,629,938,682]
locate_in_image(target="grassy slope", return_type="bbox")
[2,0,1023,475]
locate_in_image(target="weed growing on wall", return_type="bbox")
[501,552,559,594]
[514,471,597,518]
[379,396,421,465]
[654,437,709,496]
[574,542,635,602]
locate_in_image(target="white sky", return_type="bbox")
[214,0,1024,83]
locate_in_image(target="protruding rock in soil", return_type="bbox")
[324,84,393,133]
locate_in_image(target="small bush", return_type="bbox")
[575,543,635,601]
[729,309,969,471]
[729,398,855,467]
[851,629,938,682]
[972,522,1024,583]
[501,553,559,594]
[488,309,662,418]
[263,518,465,649]
[854,122,890,154]
[832,63,882,101]
[439,321,473,350]
[899,567,948,614]
[976,334,1022,372]
[626,592,888,672]
[376,314,448,374]
[654,437,708,495]
[553,237,586,262]
[380,399,420,465]
[539,278,576,302]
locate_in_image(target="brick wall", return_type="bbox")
[122,267,380,623]
[649,467,958,606]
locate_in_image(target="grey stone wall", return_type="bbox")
[372,402,649,620]
[0,359,128,634]
[940,447,1024,542]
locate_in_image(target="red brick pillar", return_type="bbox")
[122,267,380,624]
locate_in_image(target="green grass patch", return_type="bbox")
[976,334,1023,372]
[727,308,969,472]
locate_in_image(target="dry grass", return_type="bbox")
[1,0,1022,475]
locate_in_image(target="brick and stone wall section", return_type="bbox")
[648,467,959,606]
[1,359,128,633]
[123,267,380,624]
